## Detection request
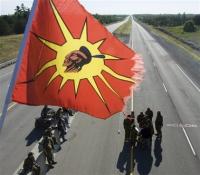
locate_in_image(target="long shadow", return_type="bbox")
[154,137,163,167]
[135,142,153,175]
[25,128,43,146]
[117,142,132,175]
[36,152,50,175]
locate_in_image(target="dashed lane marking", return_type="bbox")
[176,64,200,93]
[162,83,168,93]
[0,102,17,116]
[181,125,196,156]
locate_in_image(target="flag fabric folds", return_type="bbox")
[12,0,144,119]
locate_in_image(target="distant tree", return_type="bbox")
[182,12,186,24]
[13,3,30,34]
[193,15,200,25]
[135,13,195,27]
[93,14,125,24]
[183,20,196,32]
[2,15,15,34]
[15,3,29,18]
[0,18,11,35]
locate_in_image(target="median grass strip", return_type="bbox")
[0,34,23,64]
[145,24,200,61]
[114,18,132,35]
[164,26,200,46]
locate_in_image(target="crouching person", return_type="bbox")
[23,152,40,175]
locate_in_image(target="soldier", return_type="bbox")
[41,105,49,118]
[62,107,70,128]
[23,152,40,175]
[43,135,57,168]
[44,127,59,149]
[57,116,67,143]
[55,108,62,121]
[123,114,132,142]
[155,111,163,139]
[145,107,153,121]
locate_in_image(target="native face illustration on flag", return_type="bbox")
[12,0,144,119]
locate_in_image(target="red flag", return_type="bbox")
[12,0,144,119]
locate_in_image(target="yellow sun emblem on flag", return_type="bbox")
[35,0,135,101]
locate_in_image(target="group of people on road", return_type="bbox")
[22,106,74,175]
[123,108,163,149]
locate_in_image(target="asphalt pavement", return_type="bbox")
[131,18,200,175]
[0,17,200,175]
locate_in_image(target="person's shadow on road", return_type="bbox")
[154,137,163,167]
[135,142,153,175]
[25,128,43,146]
[36,152,51,175]
[117,142,132,175]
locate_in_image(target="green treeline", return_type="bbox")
[135,14,200,27]
[93,14,126,25]
[0,3,126,36]
[0,4,30,36]
[135,14,200,32]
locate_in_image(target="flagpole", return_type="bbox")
[130,15,135,175]
[0,0,38,131]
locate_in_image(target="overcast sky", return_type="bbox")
[0,0,199,15]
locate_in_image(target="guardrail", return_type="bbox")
[0,58,16,69]
[155,27,200,52]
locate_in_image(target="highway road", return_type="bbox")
[0,16,200,175]
[0,19,128,175]
[131,18,200,175]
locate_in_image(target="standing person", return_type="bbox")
[145,107,153,121]
[44,127,60,149]
[130,110,135,125]
[23,152,40,175]
[41,105,49,118]
[57,116,67,143]
[155,111,163,139]
[130,124,138,148]
[146,119,154,140]
[55,108,62,121]
[43,135,57,168]
[139,122,152,149]
[62,107,70,128]
[137,112,145,128]
[123,114,132,142]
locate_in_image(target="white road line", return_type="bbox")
[162,83,168,93]
[0,102,17,116]
[7,102,17,111]
[12,115,75,175]
[176,64,200,93]
[153,61,156,67]
[181,125,196,156]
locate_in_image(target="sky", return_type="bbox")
[0,0,199,15]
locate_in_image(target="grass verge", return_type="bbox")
[163,25,200,46]
[0,34,23,64]
[113,18,132,35]
[143,24,200,61]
